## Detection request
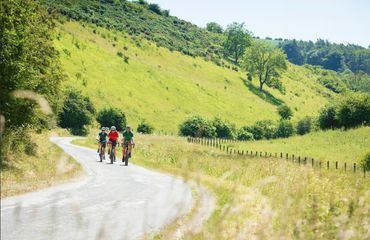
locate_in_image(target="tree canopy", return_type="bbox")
[206,22,223,33]
[243,41,288,91]
[223,22,252,64]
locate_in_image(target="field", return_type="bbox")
[227,127,370,164]
[1,131,82,198]
[55,21,334,132]
[74,132,370,239]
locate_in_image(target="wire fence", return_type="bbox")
[187,137,368,178]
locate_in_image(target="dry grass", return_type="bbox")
[1,131,82,198]
[75,134,370,239]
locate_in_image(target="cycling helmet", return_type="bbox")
[111,126,116,131]
[101,127,106,131]
[126,125,131,129]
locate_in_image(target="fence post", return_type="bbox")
[319,161,322,169]
[335,161,338,169]
[260,152,262,157]
[269,153,272,157]
[256,151,258,157]
[280,152,283,158]
[298,156,301,165]
[354,163,356,173]
[327,161,330,169]
[311,158,314,167]
[292,154,295,161]
[344,162,347,171]
[286,153,288,159]
[364,166,366,178]
[275,152,277,158]
[304,157,307,165]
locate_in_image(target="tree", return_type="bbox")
[243,41,288,91]
[137,121,154,134]
[0,0,64,130]
[318,105,339,129]
[323,51,343,71]
[96,108,126,131]
[280,40,304,65]
[223,22,252,64]
[277,105,293,120]
[148,3,161,15]
[274,120,294,138]
[206,22,223,33]
[297,117,312,135]
[58,88,95,135]
[179,116,216,138]
[212,118,235,139]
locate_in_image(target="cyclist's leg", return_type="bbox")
[122,143,126,159]
[128,143,132,156]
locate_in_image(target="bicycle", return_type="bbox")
[109,142,117,164]
[122,141,134,166]
[98,142,106,162]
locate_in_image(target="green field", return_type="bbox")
[55,21,334,132]
[226,127,370,164]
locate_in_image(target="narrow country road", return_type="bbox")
[1,137,193,240]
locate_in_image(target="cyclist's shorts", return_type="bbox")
[109,140,117,147]
[123,141,132,147]
[99,142,106,148]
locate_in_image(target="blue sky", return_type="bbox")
[147,0,370,47]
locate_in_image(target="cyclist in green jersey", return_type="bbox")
[121,125,134,161]
[97,127,108,158]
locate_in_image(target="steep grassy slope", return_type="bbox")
[55,21,334,132]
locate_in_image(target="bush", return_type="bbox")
[297,116,312,135]
[96,108,126,131]
[360,152,370,171]
[212,118,235,139]
[137,121,154,134]
[237,127,254,141]
[244,120,277,140]
[179,116,216,138]
[318,105,339,129]
[148,3,161,15]
[275,120,294,138]
[58,88,95,135]
[277,104,293,120]
[336,93,370,128]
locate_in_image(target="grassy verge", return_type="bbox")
[1,131,83,198]
[74,134,370,239]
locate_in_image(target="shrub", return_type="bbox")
[237,127,254,141]
[244,120,276,140]
[336,93,370,128]
[297,116,312,135]
[137,121,154,134]
[96,108,126,131]
[179,116,216,138]
[277,104,293,119]
[318,105,339,129]
[58,88,95,135]
[275,120,294,138]
[148,3,161,15]
[212,118,235,139]
[360,152,370,171]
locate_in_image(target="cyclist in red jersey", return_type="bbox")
[107,126,119,158]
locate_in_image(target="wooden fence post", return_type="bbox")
[286,153,288,159]
[311,158,314,167]
[335,161,338,169]
[344,162,347,171]
[292,154,295,161]
[298,156,301,165]
[354,163,356,173]
[304,157,307,165]
[280,152,283,158]
[327,161,330,169]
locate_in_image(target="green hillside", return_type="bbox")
[55,21,334,131]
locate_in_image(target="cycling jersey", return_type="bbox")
[108,131,119,141]
[98,132,108,143]
[122,131,134,142]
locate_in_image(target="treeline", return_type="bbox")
[279,39,370,74]
[179,93,370,140]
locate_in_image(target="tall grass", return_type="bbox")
[75,134,370,239]
[1,131,82,198]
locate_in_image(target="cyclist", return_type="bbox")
[122,125,134,162]
[108,126,119,161]
[97,127,107,159]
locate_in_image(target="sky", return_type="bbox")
[147,0,370,47]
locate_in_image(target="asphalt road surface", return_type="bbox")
[1,137,193,240]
